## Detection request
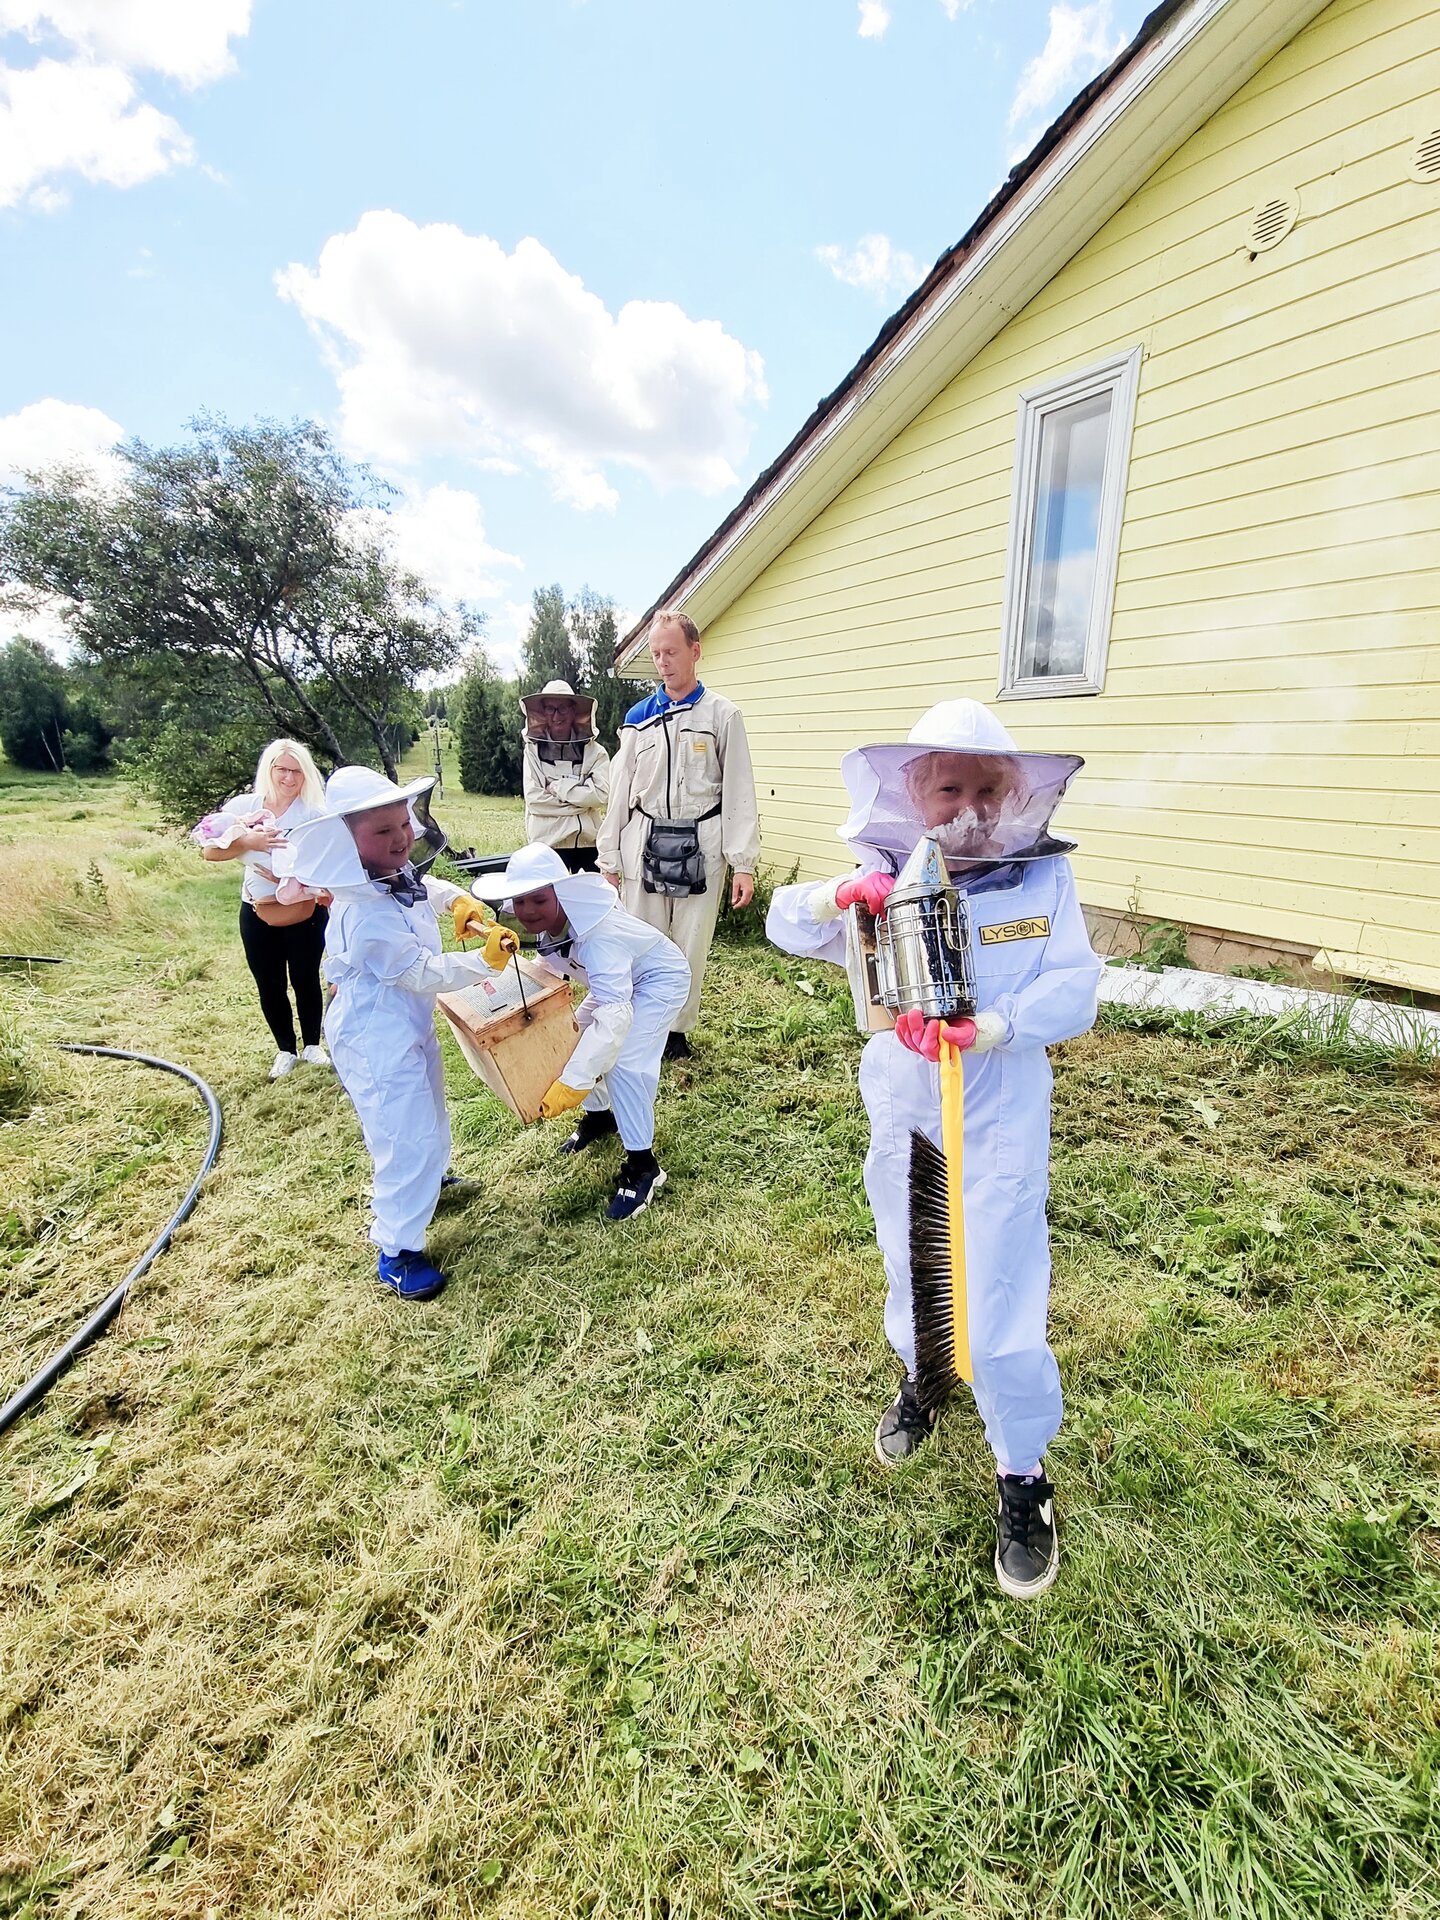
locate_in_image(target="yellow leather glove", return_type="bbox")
[452,896,494,942]
[482,923,520,970]
[538,1080,588,1121]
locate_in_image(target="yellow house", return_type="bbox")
[617,0,1440,995]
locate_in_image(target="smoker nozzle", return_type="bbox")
[890,831,950,903]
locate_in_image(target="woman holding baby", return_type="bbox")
[190,739,333,1081]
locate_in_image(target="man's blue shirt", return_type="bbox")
[624,682,705,726]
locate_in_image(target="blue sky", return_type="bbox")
[0,0,1149,669]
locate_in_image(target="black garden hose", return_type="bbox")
[0,1045,223,1436]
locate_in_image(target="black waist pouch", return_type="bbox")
[641,813,713,896]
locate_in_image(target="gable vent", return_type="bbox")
[1246,191,1299,254]
[1410,128,1440,183]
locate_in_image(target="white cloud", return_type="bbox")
[939,0,974,16]
[277,211,768,513]
[0,396,125,484]
[0,0,248,209]
[1008,3,1125,136]
[857,0,890,37]
[0,56,191,207]
[347,483,523,609]
[815,233,922,299]
[482,598,534,677]
[0,0,250,86]
[0,398,126,654]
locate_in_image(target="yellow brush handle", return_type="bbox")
[939,1037,973,1384]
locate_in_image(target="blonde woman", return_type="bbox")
[191,739,332,1080]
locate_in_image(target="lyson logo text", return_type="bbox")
[978,917,1051,945]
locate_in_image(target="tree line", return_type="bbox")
[0,415,636,819]
[445,583,632,800]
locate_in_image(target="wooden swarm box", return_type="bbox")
[437,961,579,1124]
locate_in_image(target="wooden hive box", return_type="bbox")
[437,960,579,1124]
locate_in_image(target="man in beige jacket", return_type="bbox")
[597,611,759,1059]
[520,680,611,870]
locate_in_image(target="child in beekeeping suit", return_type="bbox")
[471,842,690,1222]
[276,766,504,1302]
[767,699,1102,1599]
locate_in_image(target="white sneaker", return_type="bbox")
[300,1044,331,1068]
[269,1050,298,1080]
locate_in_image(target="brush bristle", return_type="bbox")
[908,1129,960,1414]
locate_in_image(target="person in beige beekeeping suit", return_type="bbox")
[596,609,759,1060]
[519,680,611,871]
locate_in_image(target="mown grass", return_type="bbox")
[1,754,1437,1920]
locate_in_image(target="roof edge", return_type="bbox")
[615,0,1214,667]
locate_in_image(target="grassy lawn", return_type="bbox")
[1,755,1437,1920]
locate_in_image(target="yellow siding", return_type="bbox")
[699,0,1440,990]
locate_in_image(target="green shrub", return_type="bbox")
[0,1000,54,1117]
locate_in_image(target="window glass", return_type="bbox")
[1016,389,1111,681]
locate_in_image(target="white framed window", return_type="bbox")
[997,345,1142,699]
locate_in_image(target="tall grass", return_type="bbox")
[0,999,55,1118]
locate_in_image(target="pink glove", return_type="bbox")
[835,872,895,916]
[893,1010,978,1061]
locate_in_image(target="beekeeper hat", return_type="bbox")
[838,698,1082,868]
[519,680,596,735]
[275,767,445,892]
[322,766,437,815]
[470,841,617,934]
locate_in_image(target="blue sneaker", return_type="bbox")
[376,1250,447,1300]
[605,1155,667,1223]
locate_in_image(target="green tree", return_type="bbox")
[567,586,629,750]
[0,416,476,782]
[453,661,522,796]
[519,583,583,694]
[0,637,112,773]
[516,584,629,750]
[0,637,67,770]
[114,667,283,825]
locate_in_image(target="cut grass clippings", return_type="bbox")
[0,752,1437,1920]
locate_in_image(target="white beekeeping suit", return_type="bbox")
[767,700,1102,1479]
[595,685,759,1035]
[519,681,611,855]
[473,844,690,1150]
[278,769,497,1258]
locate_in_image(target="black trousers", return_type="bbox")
[238,902,328,1053]
[558,845,600,872]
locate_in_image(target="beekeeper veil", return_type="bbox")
[520,681,596,767]
[274,767,449,893]
[469,841,618,935]
[839,699,1082,872]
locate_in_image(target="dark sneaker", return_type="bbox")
[606,1154,667,1222]
[873,1377,938,1465]
[436,1173,479,1205]
[662,1031,692,1062]
[376,1250,447,1301]
[994,1470,1059,1599]
[560,1108,620,1155]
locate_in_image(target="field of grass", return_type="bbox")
[1,753,1437,1920]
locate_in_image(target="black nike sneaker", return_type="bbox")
[662,1031,692,1062]
[559,1107,619,1155]
[873,1377,938,1465]
[994,1469,1059,1599]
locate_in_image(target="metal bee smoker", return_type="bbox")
[846,832,977,1030]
